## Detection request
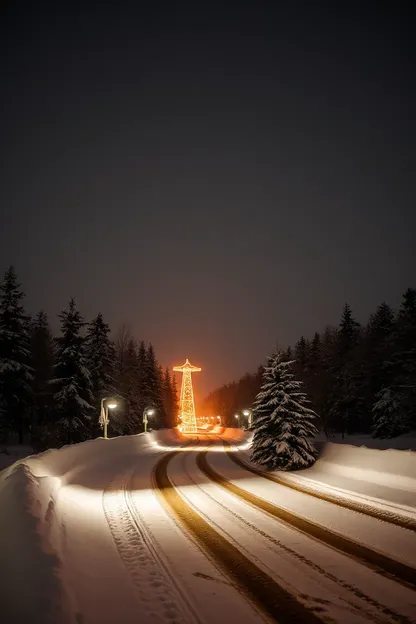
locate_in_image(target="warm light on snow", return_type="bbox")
[1,428,416,624]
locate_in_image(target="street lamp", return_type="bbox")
[143,406,155,433]
[99,398,118,439]
[234,413,240,427]
[217,415,221,425]
[242,409,253,427]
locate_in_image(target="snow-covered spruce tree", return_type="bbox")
[86,313,115,404]
[144,344,165,429]
[372,387,409,438]
[123,339,141,434]
[162,366,172,427]
[85,313,116,436]
[162,366,179,428]
[328,304,365,435]
[136,340,149,421]
[0,266,33,443]
[31,310,55,450]
[393,288,416,429]
[51,298,94,445]
[250,349,318,471]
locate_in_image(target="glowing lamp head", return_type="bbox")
[243,410,250,416]
[234,414,239,419]
[146,409,155,416]
[107,402,117,410]
[217,416,221,420]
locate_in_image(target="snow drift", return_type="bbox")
[235,431,416,511]
[312,441,416,490]
[0,429,184,624]
[1,428,415,623]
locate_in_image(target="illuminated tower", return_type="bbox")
[173,359,201,433]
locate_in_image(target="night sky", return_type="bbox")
[1,1,415,401]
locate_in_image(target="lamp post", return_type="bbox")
[100,398,118,439]
[217,415,221,425]
[234,413,240,427]
[143,406,155,433]
[242,409,253,428]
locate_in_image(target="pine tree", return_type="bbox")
[338,303,361,355]
[393,288,416,427]
[294,336,309,382]
[364,302,395,427]
[51,298,94,445]
[284,346,293,361]
[144,344,165,429]
[30,310,54,450]
[306,332,328,436]
[171,373,179,426]
[123,339,141,434]
[136,340,150,428]
[162,367,180,428]
[113,324,131,434]
[329,304,364,436]
[372,387,409,438]
[0,266,33,443]
[368,302,395,342]
[86,313,115,405]
[250,350,318,471]
[162,367,172,427]
[318,326,337,435]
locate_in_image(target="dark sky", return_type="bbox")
[1,1,415,401]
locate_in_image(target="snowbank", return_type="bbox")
[0,462,76,624]
[307,441,416,492]
[314,431,416,451]
[236,432,416,512]
[0,429,185,623]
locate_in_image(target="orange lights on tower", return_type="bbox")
[173,359,201,433]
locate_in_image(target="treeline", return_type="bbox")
[203,288,416,438]
[0,266,179,451]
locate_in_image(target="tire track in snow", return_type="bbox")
[124,472,205,624]
[183,450,412,624]
[102,447,201,624]
[153,448,323,624]
[197,450,416,590]
[228,444,416,533]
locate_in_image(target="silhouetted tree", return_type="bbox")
[86,313,115,403]
[144,344,165,429]
[51,298,94,445]
[393,288,416,428]
[171,373,179,426]
[162,367,179,428]
[328,304,364,436]
[204,289,416,440]
[0,267,33,443]
[372,386,408,438]
[30,310,54,450]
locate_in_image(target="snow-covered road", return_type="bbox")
[1,429,415,624]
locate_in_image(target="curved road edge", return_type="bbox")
[196,450,416,590]
[227,443,416,533]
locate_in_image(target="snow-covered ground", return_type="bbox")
[314,431,416,451]
[0,429,415,624]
